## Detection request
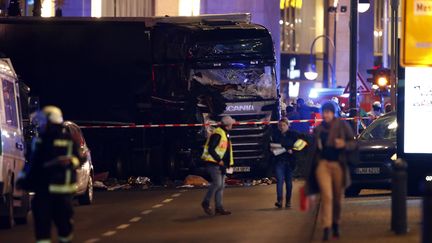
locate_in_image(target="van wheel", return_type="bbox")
[0,193,14,229]
[345,187,361,197]
[78,176,94,206]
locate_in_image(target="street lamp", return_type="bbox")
[358,0,371,13]
[305,35,336,87]
[304,64,318,81]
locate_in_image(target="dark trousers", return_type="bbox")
[32,194,74,243]
[275,160,293,204]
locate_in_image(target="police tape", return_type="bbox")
[79,117,372,129]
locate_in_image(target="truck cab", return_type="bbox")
[0,58,29,228]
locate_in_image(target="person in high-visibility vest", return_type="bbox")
[201,116,235,216]
[17,106,85,243]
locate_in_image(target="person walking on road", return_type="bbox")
[306,102,357,241]
[17,106,85,243]
[271,118,306,209]
[201,116,235,216]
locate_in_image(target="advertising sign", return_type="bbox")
[404,67,432,153]
[402,0,432,66]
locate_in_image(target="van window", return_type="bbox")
[2,80,18,127]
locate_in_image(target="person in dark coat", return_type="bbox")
[291,98,312,134]
[306,102,357,241]
[271,118,299,208]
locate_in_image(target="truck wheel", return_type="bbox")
[78,176,94,205]
[345,187,361,197]
[0,193,14,229]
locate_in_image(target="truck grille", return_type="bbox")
[228,115,271,163]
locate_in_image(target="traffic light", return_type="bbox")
[366,67,391,91]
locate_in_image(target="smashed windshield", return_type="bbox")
[190,66,277,100]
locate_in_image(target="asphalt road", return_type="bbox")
[0,181,318,243]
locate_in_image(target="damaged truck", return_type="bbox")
[0,14,280,181]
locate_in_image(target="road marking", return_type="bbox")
[162,198,173,203]
[102,230,117,237]
[141,210,153,215]
[171,193,181,197]
[152,204,163,208]
[180,189,188,193]
[84,239,100,243]
[116,224,130,230]
[129,216,142,222]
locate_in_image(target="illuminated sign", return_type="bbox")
[402,0,432,66]
[404,67,432,154]
[287,58,301,80]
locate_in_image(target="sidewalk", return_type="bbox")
[311,190,421,243]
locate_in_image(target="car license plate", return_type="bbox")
[355,167,381,175]
[232,166,251,172]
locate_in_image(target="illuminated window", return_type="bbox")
[179,0,200,16]
[280,0,324,53]
[41,0,54,17]
[91,0,102,17]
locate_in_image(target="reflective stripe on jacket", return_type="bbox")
[201,127,234,166]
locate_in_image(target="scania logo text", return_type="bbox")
[226,105,255,112]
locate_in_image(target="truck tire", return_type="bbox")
[78,176,94,205]
[0,193,14,229]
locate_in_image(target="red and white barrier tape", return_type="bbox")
[79,117,371,129]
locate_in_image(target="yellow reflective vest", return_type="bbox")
[201,127,234,166]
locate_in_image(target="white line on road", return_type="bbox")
[116,224,130,230]
[102,230,117,237]
[171,193,181,197]
[141,209,153,215]
[152,204,164,208]
[84,238,100,243]
[180,189,188,193]
[162,198,173,203]
[129,216,142,222]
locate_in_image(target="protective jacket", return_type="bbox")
[25,124,83,195]
[202,127,234,167]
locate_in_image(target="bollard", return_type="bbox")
[422,175,432,243]
[391,158,408,234]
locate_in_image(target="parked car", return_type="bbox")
[346,112,397,196]
[63,121,94,205]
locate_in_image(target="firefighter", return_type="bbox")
[18,106,84,243]
[201,116,235,216]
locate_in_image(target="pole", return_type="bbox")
[423,176,432,243]
[332,10,337,88]
[349,0,358,110]
[383,0,389,68]
[390,0,399,110]
[391,158,408,235]
[309,35,336,85]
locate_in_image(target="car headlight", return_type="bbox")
[391,153,397,161]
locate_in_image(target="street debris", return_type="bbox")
[183,175,209,187]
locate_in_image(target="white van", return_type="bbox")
[0,58,29,229]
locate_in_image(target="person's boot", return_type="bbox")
[201,201,213,216]
[285,200,291,209]
[215,208,232,215]
[332,223,340,239]
[322,227,330,241]
[275,201,282,208]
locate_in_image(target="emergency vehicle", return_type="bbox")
[0,58,30,228]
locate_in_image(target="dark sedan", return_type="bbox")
[346,112,397,196]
